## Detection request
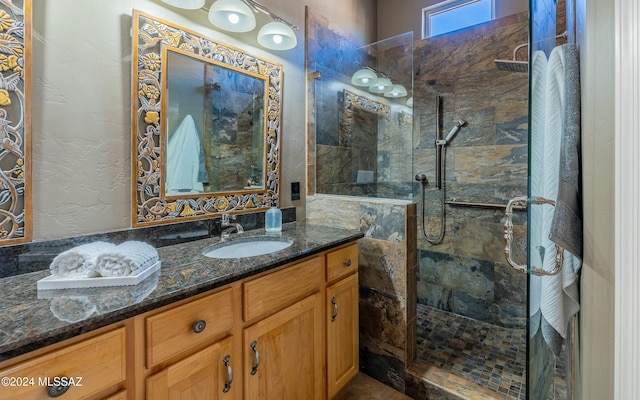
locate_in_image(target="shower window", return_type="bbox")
[422,0,495,38]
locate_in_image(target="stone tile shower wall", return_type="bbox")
[306,195,416,393]
[413,11,530,329]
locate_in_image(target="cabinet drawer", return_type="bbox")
[146,287,233,367]
[326,244,358,283]
[147,336,234,399]
[243,256,323,321]
[0,328,126,400]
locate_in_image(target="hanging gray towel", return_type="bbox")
[549,43,582,261]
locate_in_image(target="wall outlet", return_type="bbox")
[291,182,300,201]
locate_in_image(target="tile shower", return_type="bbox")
[304,4,557,399]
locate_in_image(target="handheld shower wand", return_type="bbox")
[437,119,468,145]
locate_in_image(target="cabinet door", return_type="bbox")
[326,273,359,398]
[243,293,324,400]
[146,336,235,400]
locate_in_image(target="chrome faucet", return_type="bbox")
[220,213,244,240]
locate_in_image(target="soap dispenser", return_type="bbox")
[265,202,282,233]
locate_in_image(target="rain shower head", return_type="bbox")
[494,59,529,73]
[494,31,568,74]
[494,42,529,73]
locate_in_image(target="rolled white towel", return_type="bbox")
[96,241,159,277]
[49,241,116,278]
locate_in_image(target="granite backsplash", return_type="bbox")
[0,207,297,279]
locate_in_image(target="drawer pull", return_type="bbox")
[47,378,70,397]
[223,354,233,393]
[192,319,207,334]
[344,259,352,267]
[250,340,260,375]
[331,296,339,322]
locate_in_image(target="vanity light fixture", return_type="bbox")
[384,84,408,98]
[368,77,393,94]
[257,20,297,50]
[208,0,256,32]
[350,68,378,87]
[161,0,298,50]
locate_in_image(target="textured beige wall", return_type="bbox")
[376,0,528,40]
[30,0,375,240]
[577,0,615,398]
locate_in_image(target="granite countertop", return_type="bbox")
[0,222,364,361]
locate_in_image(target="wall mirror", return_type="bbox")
[0,0,31,244]
[132,10,282,227]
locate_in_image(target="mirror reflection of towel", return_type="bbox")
[166,115,207,194]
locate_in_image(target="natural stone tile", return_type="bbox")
[494,262,527,304]
[453,218,526,265]
[360,343,406,393]
[417,282,453,312]
[418,250,494,300]
[359,287,407,349]
[305,195,362,230]
[494,302,526,329]
[451,290,495,322]
[358,238,407,298]
[453,145,528,185]
[360,203,406,242]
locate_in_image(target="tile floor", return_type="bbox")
[416,304,567,400]
[336,372,412,400]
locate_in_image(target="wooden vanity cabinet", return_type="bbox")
[241,256,324,399]
[243,293,324,400]
[325,245,359,399]
[0,241,360,400]
[0,327,127,400]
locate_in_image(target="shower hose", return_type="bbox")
[420,144,448,245]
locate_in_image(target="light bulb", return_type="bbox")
[272,34,283,44]
[228,13,240,24]
[361,77,370,84]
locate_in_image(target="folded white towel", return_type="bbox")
[49,241,117,278]
[96,241,159,277]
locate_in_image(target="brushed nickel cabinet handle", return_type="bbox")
[250,340,260,375]
[192,319,207,334]
[331,296,339,322]
[223,354,233,393]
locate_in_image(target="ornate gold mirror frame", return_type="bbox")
[132,10,282,227]
[0,0,31,244]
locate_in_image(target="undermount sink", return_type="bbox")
[202,236,294,259]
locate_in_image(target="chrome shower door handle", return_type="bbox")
[503,196,564,276]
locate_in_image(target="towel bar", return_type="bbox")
[445,199,526,210]
[503,196,564,276]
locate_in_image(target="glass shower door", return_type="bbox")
[517,1,578,398]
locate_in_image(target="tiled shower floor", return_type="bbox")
[416,304,535,399]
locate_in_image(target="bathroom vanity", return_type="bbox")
[0,223,362,400]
